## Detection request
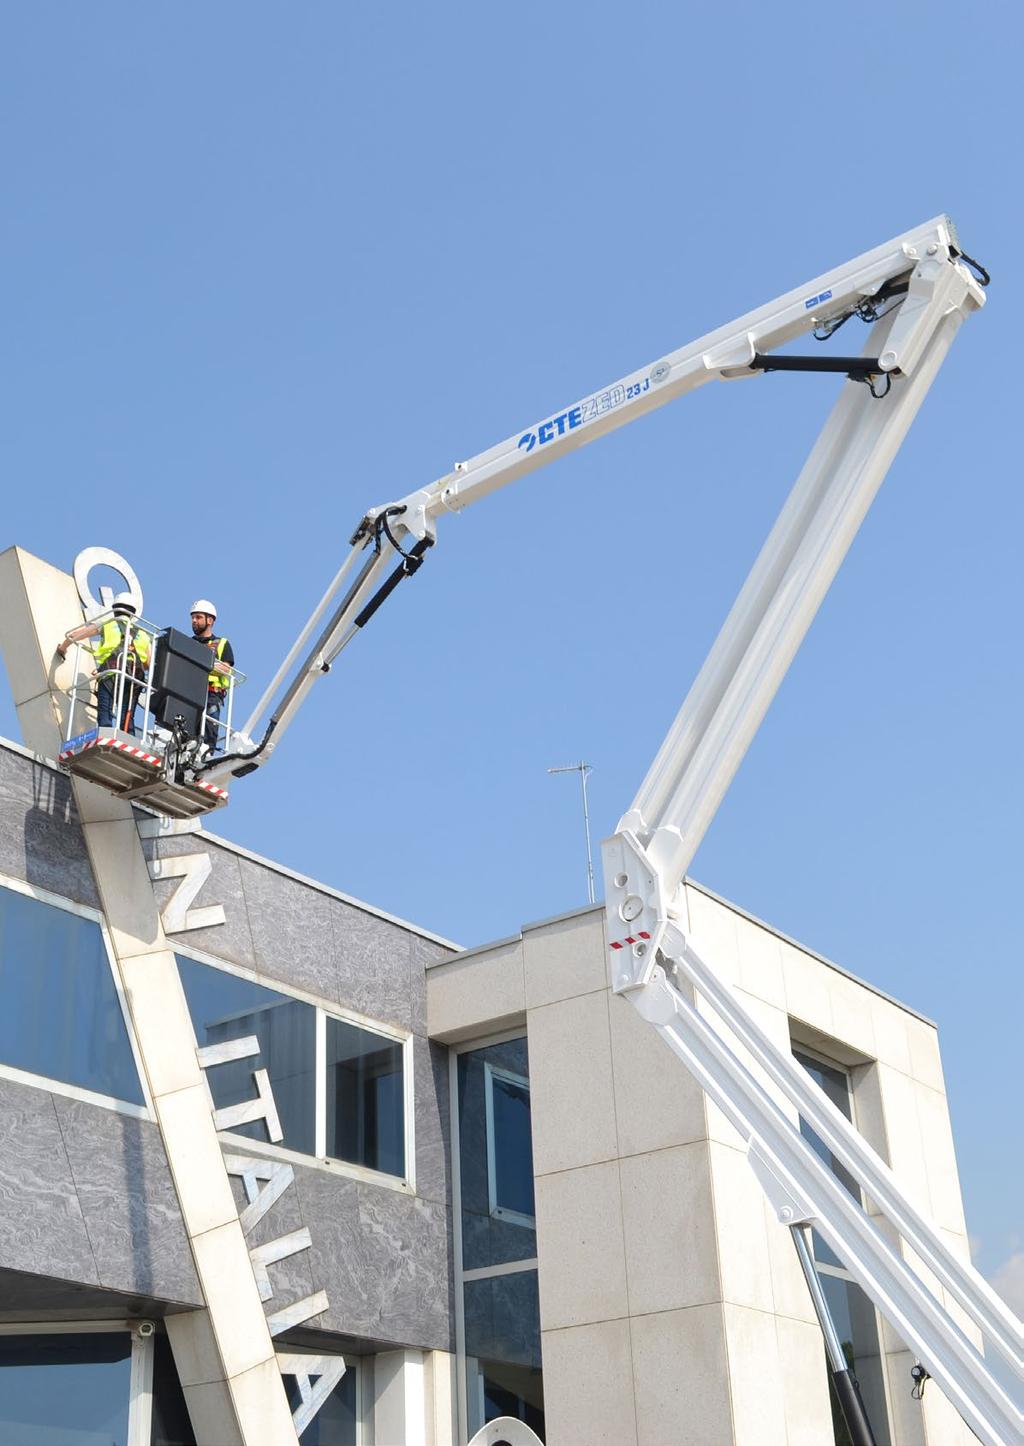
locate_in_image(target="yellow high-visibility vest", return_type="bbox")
[205,636,231,692]
[94,620,151,668]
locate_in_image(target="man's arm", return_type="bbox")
[57,623,100,659]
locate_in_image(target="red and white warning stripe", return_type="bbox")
[609,930,651,951]
[60,736,162,769]
[58,737,229,802]
[193,780,229,800]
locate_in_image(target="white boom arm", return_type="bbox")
[217,218,1022,1442]
[227,215,973,771]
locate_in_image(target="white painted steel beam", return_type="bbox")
[606,299,971,961]
[236,216,969,772]
[628,943,1021,1446]
[582,228,1021,1441]
[379,215,963,535]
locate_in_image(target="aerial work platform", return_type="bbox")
[58,726,229,818]
[57,609,241,820]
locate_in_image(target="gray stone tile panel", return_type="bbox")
[143,835,256,971]
[238,856,339,1002]
[463,1268,541,1368]
[413,1038,450,1209]
[0,1077,99,1285]
[294,1166,452,1351]
[0,748,99,909]
[409,934,456,1035]
[146,822,438,1037]
[326,894,417,1032]
[52,1095,201,1306]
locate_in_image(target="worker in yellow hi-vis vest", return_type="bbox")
[57,593,152,735]
[190,599,234,753]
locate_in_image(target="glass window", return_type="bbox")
[456,1037,544,1440]
[818,1274,890,1446]
[0,1331,133,1445]
[285,1360,359,1445]
[177,955,316,1154]
[326,1017,405,1178]
[0,883,145,1105]
[793,1050,862,1267]
[486,1065,535,1222]
[793,1048,892,1446]
[153,1334,359,1445]
[151,1333,196,1446]
[464,1270,544,1439]
[459,1039,536,1271]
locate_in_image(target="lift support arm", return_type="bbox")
[226,215,972,775]
[214,217,1020,1443]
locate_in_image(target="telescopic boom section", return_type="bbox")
[222,214,969,778]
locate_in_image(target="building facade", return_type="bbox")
[0,545,980,1445]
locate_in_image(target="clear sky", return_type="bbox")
[1,5,1020,1312]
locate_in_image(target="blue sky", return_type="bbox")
[1,6,1020,1305]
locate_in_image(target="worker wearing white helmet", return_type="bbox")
[57,591,152,735]
[190,599,234,752]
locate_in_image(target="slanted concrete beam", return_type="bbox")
[0,545,299,1446]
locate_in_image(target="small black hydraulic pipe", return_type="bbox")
[198,531,432,780]
[751,353,885,377]
[353,536,433,629]
[790,1225,879,1446]
[193,715,279,777]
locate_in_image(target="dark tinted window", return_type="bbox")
[490,1070,534,1219]
[177,955,316,1154]
[326,1018,405,1178]
[285,1362,358,1444]
[155,1335,358,1445]
[792,1049,861,1268]
[0,1332,132,1445]
[151,1333,196,1446]
[0,885,144,1105]
[459,1038,536,1270]
[464,1270,545,1437]
[794,1049,892,1446]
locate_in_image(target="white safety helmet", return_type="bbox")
[190,598,217,620]
[111,591,137,616]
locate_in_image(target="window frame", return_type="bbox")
[0,872,153,1120]
[0,1318,154,1446]
[0,1322,364,1446]
[450,1029,541,1445]
[791,1041,896,1445]
[484,1061,536,1229]
[322,1009,411,1184]
[176,945,416,1192]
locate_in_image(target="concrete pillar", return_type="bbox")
[0,545,299,1446]
[374,1349,428,1446]
[426,1350,457,1446]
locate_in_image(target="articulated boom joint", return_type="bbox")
[601,829,690,991]
[353,487,441,550]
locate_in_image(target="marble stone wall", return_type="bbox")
[0,741,100,910]
[0,1074,201,1312]
[0,737,459,1353]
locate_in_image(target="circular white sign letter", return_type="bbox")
[467,1421,544,1446]
[73,547,145,621]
